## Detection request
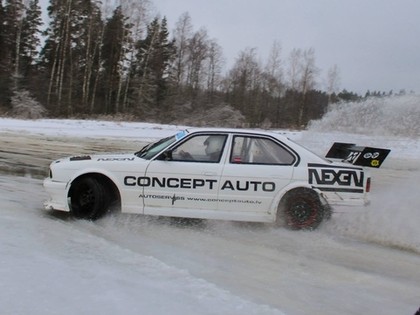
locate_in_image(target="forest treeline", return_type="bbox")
[0,0,406,128]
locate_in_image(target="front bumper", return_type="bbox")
[43,178,70,212]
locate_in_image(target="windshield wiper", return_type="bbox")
[135,143,152,157]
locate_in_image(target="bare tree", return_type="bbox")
[265,40,283,84]
[299,48,318,94]
[297,48,319,126]
[120,0,151,29]
[172,12,193,88]
[206,39,224,99]
[186,27,209,101]
[228,47,262,119]
[286,48,302,91]
[264,40,284,125]
[286,47,320,126]
[326,64,340,103]
[232,47,261,91]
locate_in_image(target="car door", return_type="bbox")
[142,133,228,217]
[218,134,296,215]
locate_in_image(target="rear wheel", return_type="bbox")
[277,188,324,230]
[69,177,110,220]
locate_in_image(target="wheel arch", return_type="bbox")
[270,183,326,217]
[68,171,121,210]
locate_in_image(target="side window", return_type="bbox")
[172,135,227,163]
[230,136,295,165]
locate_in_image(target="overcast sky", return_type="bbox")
[151,0,420,94]
[38,0,419,94]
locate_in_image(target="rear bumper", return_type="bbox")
[43,178,70,212]
[321,190,370,207]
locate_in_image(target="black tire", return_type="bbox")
[70,177,110,220]
[278,188,324,230]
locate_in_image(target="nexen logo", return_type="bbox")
[124,176,275,192]
[308,168,364,187]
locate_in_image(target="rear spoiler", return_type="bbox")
[326,142,391,168]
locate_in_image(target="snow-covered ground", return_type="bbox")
[1,96,420,315]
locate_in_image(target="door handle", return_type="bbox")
[203,172,217,176]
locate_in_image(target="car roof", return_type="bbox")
[185,127,290,140]
[181,127,328,165]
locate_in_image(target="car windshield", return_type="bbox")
[135,130,188,160]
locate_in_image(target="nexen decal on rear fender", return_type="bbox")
[124,176,275,192]
[308,163,364,193]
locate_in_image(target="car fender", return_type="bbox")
[68,167,122,197]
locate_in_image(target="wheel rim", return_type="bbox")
[78,185,95,210]
[72,182,98,218]
[286,198,318,228]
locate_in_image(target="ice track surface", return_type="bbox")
[1,172,420,315]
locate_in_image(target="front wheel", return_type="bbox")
[277,188,324,230]
[69,177,110,220]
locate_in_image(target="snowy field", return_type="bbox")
[0,96,419,315]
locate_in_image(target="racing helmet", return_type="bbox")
[204,136,224,155]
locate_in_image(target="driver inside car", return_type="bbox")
[203,135,225,162]
[176,135,225,162]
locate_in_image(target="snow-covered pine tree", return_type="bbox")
[10,89,47,119]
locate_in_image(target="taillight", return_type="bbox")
[366,177,371,192]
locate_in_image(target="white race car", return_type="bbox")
[44,128,390,230]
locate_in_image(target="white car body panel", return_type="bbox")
[44,128,371,223]
[143,160,223,213]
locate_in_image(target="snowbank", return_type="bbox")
[308,94,420,138]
